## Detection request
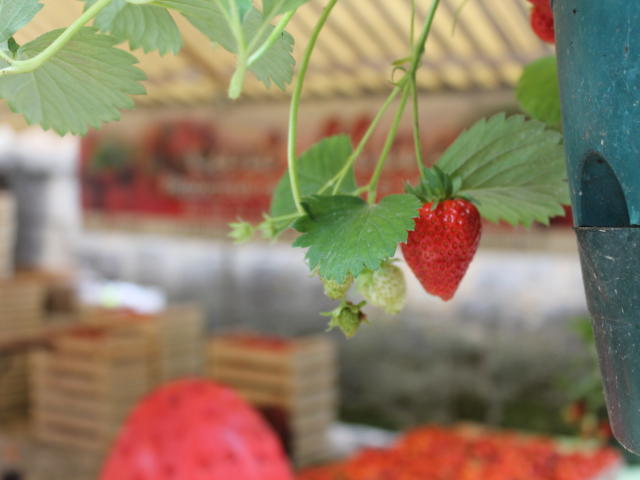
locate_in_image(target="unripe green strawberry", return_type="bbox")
[357,260,407,315]
[321,274,353,300]
[323,301,367,338]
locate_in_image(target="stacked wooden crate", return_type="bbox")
[0,191,15,278]
[30,325,151,454]
[29,306,206,453]
[0,276,46,419]
[131,305,206,385]
[207,334,337,467]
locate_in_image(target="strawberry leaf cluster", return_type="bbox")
[0,0,309,135]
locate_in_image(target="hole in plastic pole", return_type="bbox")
[579,151,629,227]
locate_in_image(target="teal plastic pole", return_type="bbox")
[555,0,640,454]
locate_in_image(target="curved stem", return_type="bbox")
[248,10,296,66]
[410,0,417,48]
[228,0,249,99]
[268,212,303,223]
[5,0,114,75]
[411,81,426,179]
[0,50,13,64]
[367,85,411,204]
[327,84,403,195]
[409,0,440,76]
[288,0,339,214]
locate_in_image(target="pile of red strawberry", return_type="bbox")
[298,427,620,480]
[529,0,555,43]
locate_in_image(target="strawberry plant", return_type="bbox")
[0,0,568,336]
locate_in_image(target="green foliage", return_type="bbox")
[263,0,311,17]
[517,56,562,129]
[160,0,295,91]
[240,8,295,90]
[436,114,569,227]
[270,135,357,232]
[0,27,145,135]
[293,194,421,283]
[0,0,42,44]
[84,0,182,55]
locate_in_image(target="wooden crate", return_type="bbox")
[130,305,206,385]
[0,275,46,341]
[29,306,207,453]
[27,442,104,480]
[0,354,30,421]
[0,191,15,278]
[29,325,151,452]
[207,334,337,467]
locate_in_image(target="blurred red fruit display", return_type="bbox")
[298,426,620,480]
[101,379,294,480]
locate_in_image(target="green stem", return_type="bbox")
[409,0,440,77]
[268,212,303,223]
[326,84,403,195]
[248,0,286,50]
[0,50,13,64]
[367,0,440,204]
[288,0,339,214]
[410,0,417,48]
[227,0,249,100]
[4,0,114,75]
[411,81,426,180]
[367,85,411,204]
[248,10,296,66]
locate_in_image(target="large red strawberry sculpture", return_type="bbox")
[100,379,294,480]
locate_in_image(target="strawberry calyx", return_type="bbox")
[322,300,367,338]
[405,165,470,210]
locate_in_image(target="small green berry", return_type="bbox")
[228,221,254,244]
[357,260,407,315]
[321,274,354,300]
[322,301,367,338]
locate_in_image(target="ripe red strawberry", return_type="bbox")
[528,0,555,43]
[402,166,481,301]
[402,199,481,301]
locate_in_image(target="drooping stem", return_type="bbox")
[410,0,417,48]
[288,0,340,214]
[0,50,13,64]
[3,0,114,75]
[365,0,440,203]
[366,85,411,204]
[409,0,440,77]
[248,10,296,66]
[228,0,249,99]
[327,84,403,195]
[411,81,426,179]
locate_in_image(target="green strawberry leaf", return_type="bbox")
[436,114,569,227]
[263,0,310,18]
[242,8,295,90]
[0,27,146,136]
[293,194,421,283]
[516,56,562,128]
[83,0,182,55]
[270,135,357,232]
[161,0,295,91]
[0,0,42,44]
